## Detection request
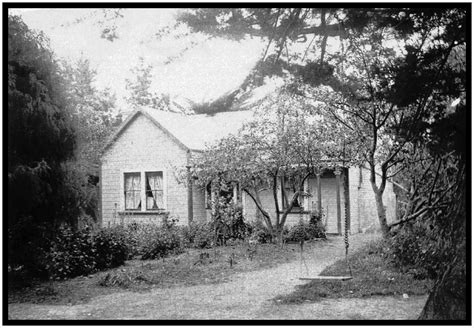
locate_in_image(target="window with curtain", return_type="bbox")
[146,171,164,210]
[124,172,141,210]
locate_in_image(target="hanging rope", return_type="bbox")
[299,188,309,275]
[298,168,353,281]
[343,168,353,276]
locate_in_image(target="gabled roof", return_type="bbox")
[102,107,254,155]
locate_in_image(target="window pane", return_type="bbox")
[146,171,164,210]
[125,173,141,210]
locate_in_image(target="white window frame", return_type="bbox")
[120,168,167,212]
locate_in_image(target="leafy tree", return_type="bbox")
[62,58,121,166]
[292,25,415,236]
[60,58,122,222]
[125,57,171,110]
[383,9,467,320]
[8,15,77,226]
[179,7,467,319]
[177,8,425,90]
[194,86,346,242]
[7,15,91,276]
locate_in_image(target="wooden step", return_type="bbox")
[299,276,353,281]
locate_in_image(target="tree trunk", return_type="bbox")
[273,226,284,245]
[372,187,390,237]
[418,257,466,320]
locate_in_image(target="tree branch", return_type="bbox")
[243,187,273,229]
[272,169,281,226]
[279,171,311,228]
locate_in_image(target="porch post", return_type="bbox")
[186,151,193,224]
[334,167,342,235]
[316,172,322,215]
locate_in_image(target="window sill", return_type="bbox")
[118,210,169,216]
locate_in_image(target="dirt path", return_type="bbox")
[8,233,427,320]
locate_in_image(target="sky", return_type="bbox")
[9,8,266,110]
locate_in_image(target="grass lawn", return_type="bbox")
[275,239,434,304]
[8,239,323,306]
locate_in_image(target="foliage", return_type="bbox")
[8,16,122,275]
[122,223,158,258]
[60,58,121,225]
[61,57,120,166]
[284,217,326,243]
[194,88,344,241]
[140,224,184,260]
[44,226,129,280]
[93,226,129,270]
[125,57,170,110]
[211,197,251,244]
[8,216,53,280]
[8,15,77,227]
[181,221,215,249]
[180,201,250,249]
[248,218,273,244]
[179,8,467,318]
[387,221,442,280]
[45,227,97,280]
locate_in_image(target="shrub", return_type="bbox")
[8,216,52,280]
[123,223,159,258]
[43,226,130,280]
[213,201,251,242]
[387,220,444,279]
[285,222,308,242]
[180,221,215,249]
[284,216,326,243]
[94,226,129,270]
[45,227,96,280]
[141,225,184,260]
[248,219,273,244]
[308,212,326,239]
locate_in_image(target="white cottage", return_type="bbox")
[99,107,397,234]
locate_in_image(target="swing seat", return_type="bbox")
[298,276,353,281]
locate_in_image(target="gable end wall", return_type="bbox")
[100,114,206,226]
